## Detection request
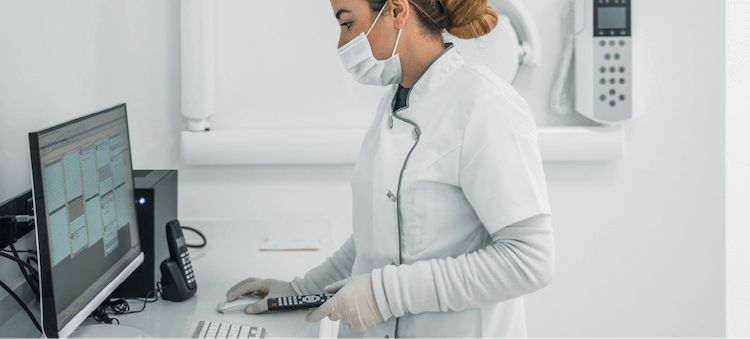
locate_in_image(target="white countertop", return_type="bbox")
[1,219,345,338]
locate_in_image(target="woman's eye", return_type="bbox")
[341,22,352,29]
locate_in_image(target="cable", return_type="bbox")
[0,252,38,274]
[1,249,37,254]
[26,256,40,303]
[0,279,41,332]
[89,285,163,325]
[9,243,39,298]
[181,226,207,248]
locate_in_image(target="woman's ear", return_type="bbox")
[390,0,410,29]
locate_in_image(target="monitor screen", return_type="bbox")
[29,103,142,337]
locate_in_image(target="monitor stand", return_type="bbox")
[68,324,152,338]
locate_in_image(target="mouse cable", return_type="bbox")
[181,226,207,248]
[0,278,41,332]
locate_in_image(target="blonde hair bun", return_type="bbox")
[443,0,498,40]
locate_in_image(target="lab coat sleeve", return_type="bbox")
[372,214,554,318]
[459,88,551,234]
[291,235,356,295]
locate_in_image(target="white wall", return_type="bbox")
[0,0,727,337]
[725,0,750,336]
[0,0,182,329]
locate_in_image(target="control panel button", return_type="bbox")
[620,66,626,73]
[614,53,620,60]
[609,89,616,95]
[619,94,626,101]
[600,94,606,101]
[609,101,616,107]
[619,40,626,46]
[604,53,611,60]
[600,40,606,47]
[619,78,626,84]
[600,78,606,85]
[610,78,616,85]
[609,40,616,46]
[609,66,616,73]
[600,66,606,73]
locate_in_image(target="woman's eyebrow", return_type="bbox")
[335,9,352,19]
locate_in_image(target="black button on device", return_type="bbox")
[620,94,626,101]
[600,40,606,47]
[600,66,607,73]
[614,53,620,60]
[619,40,626,46]
[619,78,626,84]
[600,78,607,85]
[600,94,606,101]
[620,66,626,73]
[609,40,616,46]
[610,66,616,73]
[610,78,616,85]
[610,89,616,95]
[604,53,611,60]
[610,100,616,107]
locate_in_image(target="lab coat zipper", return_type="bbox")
[389,103,421,339]
[384,45,449,338]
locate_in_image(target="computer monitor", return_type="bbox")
[28,103,145,338]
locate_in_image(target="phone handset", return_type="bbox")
[160,219,197,301]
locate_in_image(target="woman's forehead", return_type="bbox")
[331,0,367,17]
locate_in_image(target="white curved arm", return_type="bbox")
[490,0,543,67]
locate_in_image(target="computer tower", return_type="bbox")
[112,170,177,298]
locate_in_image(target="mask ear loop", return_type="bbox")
[366,0,390,36]
[392,29,403,57]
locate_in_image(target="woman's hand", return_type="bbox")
[226,278,298,314]
[305,274,384,334]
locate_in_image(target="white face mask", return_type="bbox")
[338,0,403,87]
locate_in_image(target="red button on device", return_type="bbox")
[272,303,277,307]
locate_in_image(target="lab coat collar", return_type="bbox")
[400,43,464,108]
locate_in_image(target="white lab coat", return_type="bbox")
[348,45,552,338]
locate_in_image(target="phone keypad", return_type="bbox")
[593,37,632,122]
[181,251,195,285]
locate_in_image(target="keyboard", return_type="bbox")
[192,320,265,338]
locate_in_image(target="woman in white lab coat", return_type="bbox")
[226,0,555,337]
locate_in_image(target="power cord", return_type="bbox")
[0,250,41,332]
[0,279,41,332]
[89,284,163,325]
[181,226,206,248]
[8,243,40,300]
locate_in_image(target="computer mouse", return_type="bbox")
[216,295,261,314]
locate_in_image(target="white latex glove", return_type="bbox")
[226,278,298,314]
[305,273,384,334]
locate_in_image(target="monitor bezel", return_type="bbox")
[28,103,144,338]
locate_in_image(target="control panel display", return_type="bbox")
[594,0,631,37]
[598,7,626,29]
